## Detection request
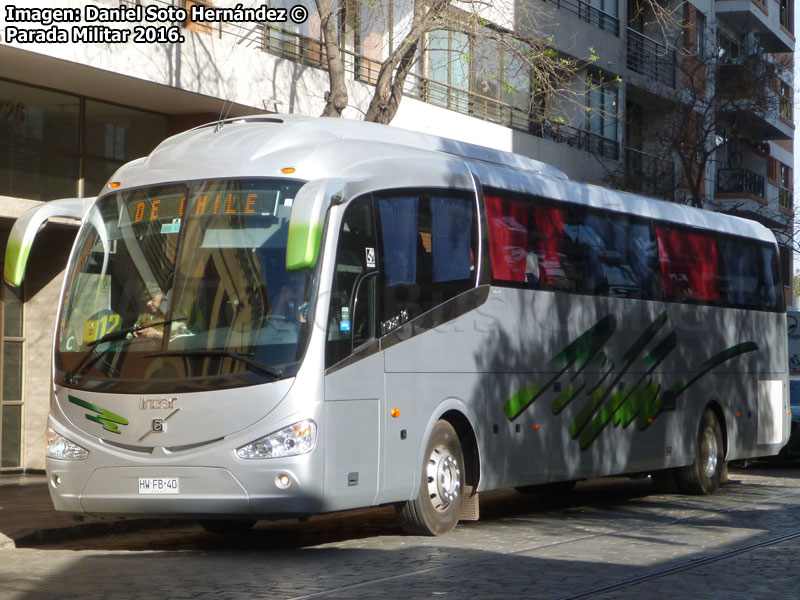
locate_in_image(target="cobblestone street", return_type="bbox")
[1,465,799,599]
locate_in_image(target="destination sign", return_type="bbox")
[126,190,280,224]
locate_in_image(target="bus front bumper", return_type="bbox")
[47,464,323,519]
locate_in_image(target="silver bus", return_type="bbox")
[6,115,790,535]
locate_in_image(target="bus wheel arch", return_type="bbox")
[440,409,480,495]
[676,406,725,495]
[396,411,478,536]
[705,400,728,459]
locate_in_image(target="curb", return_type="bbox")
[7,518,180,549]
[0,532,14,550]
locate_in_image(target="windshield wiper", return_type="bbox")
[145,349,283,379]
[63,319,186,385]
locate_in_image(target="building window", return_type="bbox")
[587,78,618,142]
[696,11,706,59]
[1,282,23,470]
[426,28,532,123]
[718,32,740,64]
[780,0,793,32]
[83,100,170,195]
[428,29,471,112]
[779,163,793,210]
[357,0,392,83]
[0,79,168,201]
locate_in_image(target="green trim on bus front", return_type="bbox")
[68,396,129,434]
[286,222,323,271]
[503,312,759,450]
[4,238,30,288]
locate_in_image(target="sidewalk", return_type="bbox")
[0,473,164,549]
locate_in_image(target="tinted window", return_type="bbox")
[326,197,378,368]
[377,190,476,329]
[656,226,720,302]
[529,203,582,292]
[485,194,528,283]
[486,192,659,298]
[719,237,782,310]
[790,380,800,408]
[570,212,660,299]
[484,189,780,312]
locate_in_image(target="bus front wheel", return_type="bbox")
[676,409,724,495]
[397,420,464,536]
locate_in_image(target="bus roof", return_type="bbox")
[108,114,777,246]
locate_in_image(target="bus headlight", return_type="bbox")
[46,427,88,460]
[236,420,317,459]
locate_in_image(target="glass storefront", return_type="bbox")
[0,79,169,200]
[1,281,23,470]
[0,79,169,470]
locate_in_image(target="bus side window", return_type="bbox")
[656,226,721,303]
[530,203,581,292]
[718,237,783,310]
[485,194,528,283]
[575,212,660,299]
[377,190,475,328]
[325,197,378,368]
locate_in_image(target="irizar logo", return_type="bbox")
[68,396,129,434]
[139,397,177,410]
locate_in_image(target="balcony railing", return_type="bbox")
[263,27,620,161]
[626,29,676,88]
[716,167,766,198]
[111,1,626,162]
[543,0,620,36]
[624,147,675,199]
[717,62,767,97]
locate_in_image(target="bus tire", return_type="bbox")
[650,468,678,492]
[397,420,464,536]
[676,409,724,495]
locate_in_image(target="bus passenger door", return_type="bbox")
[323,196,384,512]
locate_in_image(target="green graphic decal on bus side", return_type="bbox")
[503,312,758,449]
[68,396,129,434]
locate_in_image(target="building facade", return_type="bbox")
[0,0,794,471]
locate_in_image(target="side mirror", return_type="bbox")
[4,198,93,287]
[286,179,344,271]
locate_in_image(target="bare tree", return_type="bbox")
[607,21,791,209]
[318,0,349,117]
[312,0,632,125]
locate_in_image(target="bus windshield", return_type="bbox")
[55,178,314,393]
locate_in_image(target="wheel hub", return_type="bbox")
[701,428,719,478]
[426,446,461,511]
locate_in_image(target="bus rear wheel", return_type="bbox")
[397,420,464,536]
[676,409,724,495]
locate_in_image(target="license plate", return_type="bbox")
[138,477,179,495]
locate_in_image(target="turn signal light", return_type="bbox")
[109,181,121,189]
